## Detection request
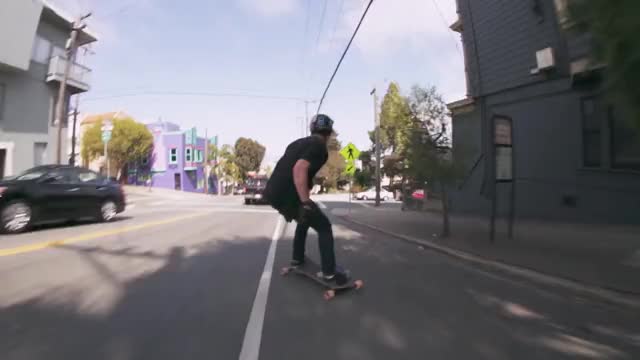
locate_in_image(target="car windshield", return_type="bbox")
[247,178,267,187]
[14,170,47,181]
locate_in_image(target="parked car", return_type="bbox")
[411,189,425,200]
[244,175,269,205]
[354,187,393,201]
[0,165,126,234]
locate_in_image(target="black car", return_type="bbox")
[0,165,126,234]
[244,176,269,205]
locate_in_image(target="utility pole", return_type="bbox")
[203,128,208,195]
[371,88,381,207]
[303,100,319,136]
[69,95,80,166]
[305,101,310,136]
[55,13,91,164]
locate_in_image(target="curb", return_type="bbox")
[340,215,640,310]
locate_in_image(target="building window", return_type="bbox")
[31,35,52,64]
[581,96,640,171]
[141,157,149,166]
[34,142,47,166]
[195,150,203,163]
[610,107,640,170]
[185,148,192,162]
[581,97,602,167]
[169,148,178,164]
[51,46,65,59]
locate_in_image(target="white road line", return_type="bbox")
[317,201,327,209]
[239,216,286,360]
[126,204,136,211]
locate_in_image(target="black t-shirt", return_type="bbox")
[265,136,328,207]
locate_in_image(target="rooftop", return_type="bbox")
[41,0,98,46]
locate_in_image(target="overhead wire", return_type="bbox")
[316,0,375,114]
[306,0,330,97]
[327,0,346,51]
[82,91,309,103]
[429,0,463,56]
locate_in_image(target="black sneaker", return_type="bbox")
[290,258,306,267]
[318,267,351,286]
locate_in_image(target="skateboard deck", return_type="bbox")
[280,260,364,300]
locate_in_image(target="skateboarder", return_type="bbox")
[264,114,350,285]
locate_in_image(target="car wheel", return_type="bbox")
[244,199,250,205]
[363,196,369,201]
[1,200,32,234]
[100,200,117,222]
[383,196,389,201]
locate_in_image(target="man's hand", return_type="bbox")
[298,200,318,225]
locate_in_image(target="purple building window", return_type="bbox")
[169,148,178,164]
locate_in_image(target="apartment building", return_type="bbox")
[0,0,97,177]
[447,0,640,224]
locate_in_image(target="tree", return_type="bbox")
[405,85,464,238]
[234,137,266,180]
[81,117,153,181]
[316,134,345,192]
[218,144,241,184]
[378,82,413,155]
[569,0,640,128]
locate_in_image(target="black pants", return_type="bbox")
[292,207,336,275]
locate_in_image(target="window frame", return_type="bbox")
[609,106,640,171]
[580,96,602,168]
[169,148,178,164]
[185,147,192,162]
[31,35,52,64]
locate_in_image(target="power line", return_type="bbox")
[316,0,375,114]
[327,0,346,51]
[306,0,329,96]
[100,0,139,19]
[429,0,462,55]
[313,0,329,51]
[82,91,310,103]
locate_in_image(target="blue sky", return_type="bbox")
[52,0,465,165]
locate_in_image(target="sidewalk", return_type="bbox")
[340,206,640,296]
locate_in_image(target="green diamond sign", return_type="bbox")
[340,143,360,161]
[344,160,356,176]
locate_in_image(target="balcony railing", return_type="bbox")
[46,55,92,93]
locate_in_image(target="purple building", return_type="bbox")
[129,121,208,193]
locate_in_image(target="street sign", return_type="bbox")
[101,130,112,142]
[340,143,360,161]
[344,160,356,176]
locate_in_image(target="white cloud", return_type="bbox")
[239,0,299,17]
[319,0,466,102]
[326,0,458,54]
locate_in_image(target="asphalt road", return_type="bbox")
[0,191,638,359]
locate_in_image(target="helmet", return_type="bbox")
[310,114,334,135]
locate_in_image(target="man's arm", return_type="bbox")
[293,159,311,203]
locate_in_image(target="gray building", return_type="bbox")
[0,0,96,178]
[447,0,640,225]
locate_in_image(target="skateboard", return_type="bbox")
[280,260,364,300]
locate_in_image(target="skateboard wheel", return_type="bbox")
[280,267,290,276]
[354,280,364,289]
[324,290,335,300]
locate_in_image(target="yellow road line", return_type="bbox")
[0,212,210,257]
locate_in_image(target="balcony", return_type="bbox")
[46,55,92,93]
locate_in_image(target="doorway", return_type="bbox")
[174,173,181,190]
